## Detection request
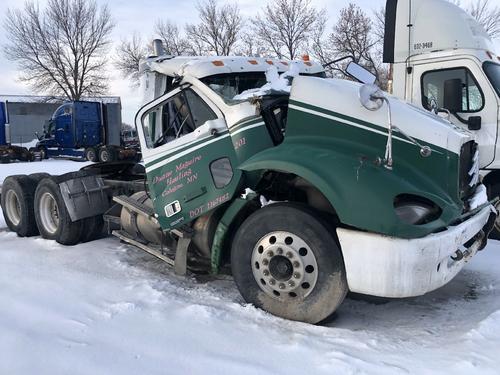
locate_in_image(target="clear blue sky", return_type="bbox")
[0,0,495,125]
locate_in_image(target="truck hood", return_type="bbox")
[290,77,473,156]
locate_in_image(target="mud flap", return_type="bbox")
[59,176,110,221]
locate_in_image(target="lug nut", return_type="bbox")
[293,272,301,279]
[279,283,286,290]
[263,269,270,276]
[262,259,269,266]
[277,248,283,255]
[293,261,300,268]
[286,252,293,259]
[288,281,295,287]
[269,279,276,285]
[268,251,274,257]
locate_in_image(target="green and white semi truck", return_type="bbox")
[384,0,500,237]
[1,50,496,323]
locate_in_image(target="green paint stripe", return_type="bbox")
[144,130,230,168]
[144,117,265,168]
[289,99,447,153]
[230,116,262,132]
[289,99,383,133]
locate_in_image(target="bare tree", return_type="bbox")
[253,0,325,60]
[4,0,114,100]
[115,33,147,85]
[185,0,243,56]
[155,20,193,55]
[313,3,388,89]
[448,0,499,39]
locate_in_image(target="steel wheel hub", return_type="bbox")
[251,231,318,299]
[5,190,21,226]
[39,192,60,234]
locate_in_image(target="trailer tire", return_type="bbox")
[98,147,115,163]
[85,147,98,162]
[231,203,347,324]
[34,177,83,245]
[1,175,40,237]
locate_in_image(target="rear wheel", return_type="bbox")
[1,175,39,236]
[34,177,83,245]
[98,147,115,163]
[231,203,347,324]
[80,215,104,243]
[85,147,98,162]
[38,146,48,160]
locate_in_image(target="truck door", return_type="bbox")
[412,59,499,168]
[136,85,242,229]
[54,103,74,148]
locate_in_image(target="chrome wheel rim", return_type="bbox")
[251,231,318,300]
[5,190,21,226]
[39,192,60,234]
[101,151,109,162]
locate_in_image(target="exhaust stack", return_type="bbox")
[152,39,165,57]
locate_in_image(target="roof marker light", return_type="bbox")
[302,54,310,62]
[265,60,274,65]
[281,61,289,66]
[248,60,258,65]
[212,60,224,66]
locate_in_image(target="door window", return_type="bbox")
[421,67,484,112]
[142,88,217,149]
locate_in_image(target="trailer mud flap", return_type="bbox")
[59,176,110,221]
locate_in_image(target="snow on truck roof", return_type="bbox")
[143,55,324,79]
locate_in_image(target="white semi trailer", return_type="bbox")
[383,0,500,236]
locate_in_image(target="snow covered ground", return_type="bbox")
[1,160,500,374]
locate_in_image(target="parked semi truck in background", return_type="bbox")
[0,101,34,163]
[1,51,496,324]
[383,0,500,236]
[33,101,138,162]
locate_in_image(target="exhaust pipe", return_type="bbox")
[152,39,165,57]
[4,100,11,145]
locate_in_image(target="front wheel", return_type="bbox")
[231,203,347,324]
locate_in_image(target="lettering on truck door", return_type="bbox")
[137,86,242,229]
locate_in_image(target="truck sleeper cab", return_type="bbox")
[34,100,138,162]
[384,0,500,237]
[0,55,495,324]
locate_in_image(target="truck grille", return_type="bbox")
[459,141,479,200]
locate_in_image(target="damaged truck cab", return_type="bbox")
[1,52,496,324]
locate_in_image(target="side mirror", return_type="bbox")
[468,116,482,131]
[443,78,463,113]
[346,62,377,85]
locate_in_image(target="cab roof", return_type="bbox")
[141,55,325,79]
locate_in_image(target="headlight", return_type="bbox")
[394,194,442,225]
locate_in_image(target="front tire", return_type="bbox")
[231,203,347,324]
